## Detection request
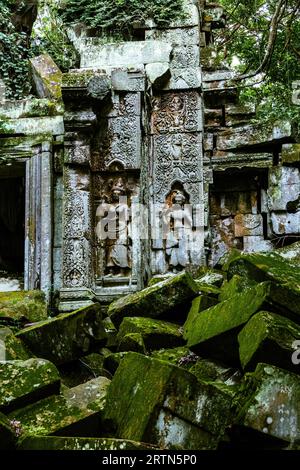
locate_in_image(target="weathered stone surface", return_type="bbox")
[281,143,300,164]
[217,121,292,151]
[145,63,171,89]
[145,27,200,46]
[238,311,300,372]
[111,68,145,92]
[9,376,110,438]
[234,214,263,237]
[103,352,232,449]
[185,282,300,366]
[0,411,16,450]
[117,317,184,352]
[30,54,62,100]
[151,346,191,365]
[103,351,129,375]
[0,98,63,120]
[183,295,218,339]
[117,333,146,355]
[243,236,273,253]
[227,251,300,298]
[270,212,300,235]
[16,304,106,365]
[80,41,172,68]
[0,327,31,361]
[87,75,111,101]
[0,290,47,324]
[0,115,64,136]
[0,358,60,413]
[267,167,300,211]
[276,241,300,263]
[108,272,199,327]
[164,67,202,90]
[195,270,224,287]
[18,435,157,450]
[219,274,256,302]
[224,103,255,127]
[236,363,300,445]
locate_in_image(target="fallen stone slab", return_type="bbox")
[184,282,300,366]
[117,333,146,355]
[183,295,218,339]
[108,272,199,327]
[236,363,300,445]
[30,54,62,100]
[117,317,184,352]
[238,311,300,372]
[16,304,106,365]
[9,376,110,438]
[103,352,232,450]
[18,435,157,450]
[0,412,17,450]
[0,290,47,324]
[219,274,256,302]
[227,251,300,297]
[0,327,31,361]
[0,358,60,413]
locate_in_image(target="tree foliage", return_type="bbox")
[215,0,300,125]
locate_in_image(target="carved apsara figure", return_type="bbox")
[96,176,131,277]
[163,188,193,272]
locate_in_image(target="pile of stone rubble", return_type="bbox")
[1,242,300,450]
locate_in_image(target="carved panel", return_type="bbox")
[152,132,203,204]
[103,92,142,118]
[64,142,91,166]
[63,238,90,287]
[92,116,141,171]
[151,92,202,134]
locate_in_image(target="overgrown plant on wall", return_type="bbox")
[60,0,186,39]
[0,0,31,99]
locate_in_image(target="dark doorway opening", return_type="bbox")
[0,165,25,282]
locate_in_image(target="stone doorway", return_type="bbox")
[0,163,25,291]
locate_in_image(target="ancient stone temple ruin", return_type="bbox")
[0,0,299,310]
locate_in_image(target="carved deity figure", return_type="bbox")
[163,188,193,272]
[96,177,131,277]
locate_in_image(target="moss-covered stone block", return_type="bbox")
[281,143,300,164]
[16,304,106,365]
[108,272,199,327]
[0,358,60,413]
[102,317,117,349]
[0,411,17,450]
[9,376,110,438]
[195,271,224,288]
[0,290,47,324]
[276,241,300,263]
[117,317,184,352]
[103,352,130,375]
[238,311,300,372]
[0,327,32,360]
[236,363,300,444]
[18,435,157,450]
[219,274,257,302]
[30,54,62,101]
[185,282,299,366]
[183,295,218,339]
[151,346,191,365]
[118,333,146,354]
[148,274,175,287]
[103,352,232,449]
[227,251,300,296]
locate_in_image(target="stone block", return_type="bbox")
[238,311,300,371]
[145,62,171,89]
[145,27,200,46]
[163,67,202,90]
[117,317,184,352]
[103,352,232,449]
[234,214,264,237]
[236,363,300,444]
[243,236,273,253]
[281,144,300,164]
[183,295,219,339]
[80,41,172,68]
[171,45,200,69]
[111,68,145,92]
[0,358,60,413]
[267,167,300,211]
[16,304,106,365]
[0,291,47,324]
[108,272,199,327]
[0,327,31,361]
[9,376,110,437]
[185,282,300,366]
[30,54,62,100]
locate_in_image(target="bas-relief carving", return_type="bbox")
[63,238,90,287]
[94,171,139,281]
[150,91,202,134]
[152,132,203,204]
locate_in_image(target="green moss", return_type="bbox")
[18,436,157,450]
[62,71,101,88]
[108,271,199,327]
[0,359,60,413]
[0,290,47,324]
[0,327,32,360]
[118,333,146,354]
[219,274,257,302]
[238,311,300,371]
[151,346,191,365]
[183,295,218,339]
